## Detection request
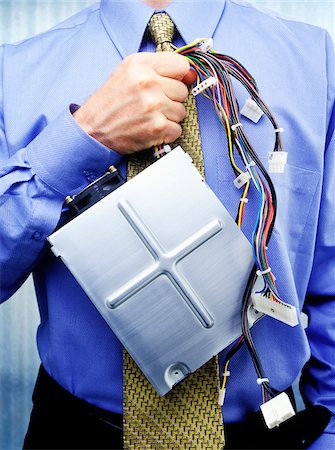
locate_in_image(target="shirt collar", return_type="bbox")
[100,0,226,58]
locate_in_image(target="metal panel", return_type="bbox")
[49,147,255,395]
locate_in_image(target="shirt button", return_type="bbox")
[32,231,42,241]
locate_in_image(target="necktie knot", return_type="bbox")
[148,12,175,52]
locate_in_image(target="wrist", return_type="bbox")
[72,104,128,156]
[72,104,96,139]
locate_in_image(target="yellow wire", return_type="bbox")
[217,105,251,229]
[175,38,208,54]
[182,68,238,176]
[192,89,248,221]
[237,180,250,228]
[217,104,243,176]
[153,145,160,159]
[183,55,248,229]
[220,360,230,390]
[184,60,242,178]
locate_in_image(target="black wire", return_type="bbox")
[221,336,245,372]
[193,52,279,225]
[186,47,281,398]
[241,265,279,398]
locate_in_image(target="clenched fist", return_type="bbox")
[74,52,194,154]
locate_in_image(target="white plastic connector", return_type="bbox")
[218,388,226,406]
[256,267,272,276]
[240,98,264,123]
[154,145,171,157]
[163,144,172,153]
[198,38,214,52]
[251,292,298,327]
[231,122,243,132]
[192,76,217,96]
[245,160,256,169]
[233,171,251,189]
[268,151,288,173]
[260,392,295,429]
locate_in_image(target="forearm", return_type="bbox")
[0,47,193,301]
[0,106,120,300]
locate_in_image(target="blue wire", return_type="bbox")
[236,139,264,268]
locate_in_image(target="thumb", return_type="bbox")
[182,68,197,86]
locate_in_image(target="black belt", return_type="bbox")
[32,365,123,430]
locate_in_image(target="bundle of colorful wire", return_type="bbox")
[176,38,286,303]
[155,38,290,403]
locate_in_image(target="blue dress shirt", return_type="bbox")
[0,1,334,448]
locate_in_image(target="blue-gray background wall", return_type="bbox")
[0,1,334,449]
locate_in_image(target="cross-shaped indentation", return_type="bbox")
[106,199,224,328]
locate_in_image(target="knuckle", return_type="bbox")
[170,102,186,123]
[125,52,145,66]
[143,95,163,114]
[121,56,155,91]
[180,84,189,101]
[175,124,183,138]
[134,73,153,91]
[179,54,190,72]
[151,115,167,135]
[122,54,140,74]
[165,123,182,143]
[178,103,187,121]
[173,53,190,76]
[123,54,134,65]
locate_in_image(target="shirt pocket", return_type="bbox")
[216,155,320,260]
[270,163,320,257]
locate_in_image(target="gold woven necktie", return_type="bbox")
[123,13,225,450]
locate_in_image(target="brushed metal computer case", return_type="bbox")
[48,147,255,395]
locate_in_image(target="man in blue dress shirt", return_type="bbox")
[0,0,334,448]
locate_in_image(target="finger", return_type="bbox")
[137,116,182,149]
[153,52,190,80]
[182,68,197,86]
[163,120,182,143]
[162,98,186,123]
[160,77,189,102]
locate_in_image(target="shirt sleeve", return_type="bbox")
[300,32,335,449]
[0,45,122,302]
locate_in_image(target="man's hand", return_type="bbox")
[74,52,194,155]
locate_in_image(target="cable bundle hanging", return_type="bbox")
[176,39,285,303]
[154,38,292,405]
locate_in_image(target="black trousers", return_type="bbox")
[23,366,123,450]
[24,366,330,450]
